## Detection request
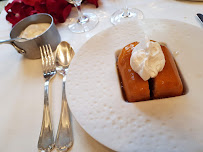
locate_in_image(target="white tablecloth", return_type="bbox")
[0,0,202,151]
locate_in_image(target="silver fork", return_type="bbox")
[38,44,56,152]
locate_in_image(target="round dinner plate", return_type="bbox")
[66,19,203,152]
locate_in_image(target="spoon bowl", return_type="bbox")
[56,41,75,74]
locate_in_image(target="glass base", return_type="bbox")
[68,13,99,33]
[111,8,144,25]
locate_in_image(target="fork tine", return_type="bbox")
[40,46,46,73]
[49,44,55,66]
[43,45,49,73]
[44,45,51,73]
[48,44,55,71]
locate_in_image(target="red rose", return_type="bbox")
[5,0,99,26]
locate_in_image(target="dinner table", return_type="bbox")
[0,0,202,151]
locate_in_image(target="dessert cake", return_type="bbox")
[117,42,150,102]
[117,42,183,102]
[152,45,183,99]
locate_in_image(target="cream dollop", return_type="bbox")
[130,41,165,81]
[19,23,50,39]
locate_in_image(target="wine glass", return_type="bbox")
[67,0,99,33]
[111,0,144,25]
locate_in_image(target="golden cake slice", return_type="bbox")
[152,45,183,98]
[117,42,150,102]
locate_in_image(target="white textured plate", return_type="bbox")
[66,19,203,152]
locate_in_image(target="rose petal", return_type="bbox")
[6,9,26,26]
[46,0,71,23]
[49,13,58,24]
[6,12,17,25]
[5,3,13,12]
[62,5,72,21]
[23,5,38,16]
[46,0,68,13]
[22,0,35,6]
[22,0,43,6]
[13,0,22,2]
[55,4,72,23]
[5,1,23,13]
[34,1,48,13]
[11,3,24,14]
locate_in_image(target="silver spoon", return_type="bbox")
[0,37,28,44]
[55,41,75,151]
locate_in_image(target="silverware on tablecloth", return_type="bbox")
[197,13,203,24]
[55,41,75,151]
[38,44,56,152]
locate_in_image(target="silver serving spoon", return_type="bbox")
[55,41,74,151]
[0,37,28,44]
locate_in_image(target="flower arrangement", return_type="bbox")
[5,0,99,26]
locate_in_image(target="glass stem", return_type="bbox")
[123,0,128,9]
[123,0,130,17]
[74,3,88,24]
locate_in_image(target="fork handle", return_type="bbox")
[55,75,74,151]
[38,80,55,152]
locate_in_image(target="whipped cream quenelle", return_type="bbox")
[130,41,165,81]
[19,23,50,39]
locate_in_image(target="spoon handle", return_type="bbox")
[0,38,27,44]
[0,39,15,44]
[55,75,74,151]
